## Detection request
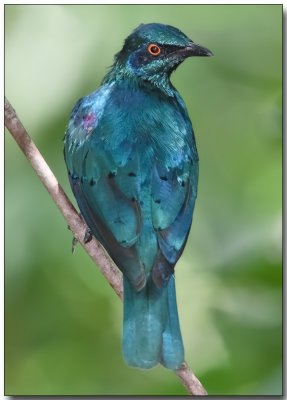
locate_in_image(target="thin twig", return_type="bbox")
[4,97,208,396]
[176,362,207,395]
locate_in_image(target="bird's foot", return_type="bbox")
[67,219,92,252]
[67,225,78,254]
[72,236,78,254]
[78,213,93,244]
[83,227,93,244]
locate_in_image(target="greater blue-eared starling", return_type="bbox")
[64,23,212,370]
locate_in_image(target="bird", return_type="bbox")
[64,23,212,370]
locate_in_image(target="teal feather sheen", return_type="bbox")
[64,23,212,369]
[123,275,183,370]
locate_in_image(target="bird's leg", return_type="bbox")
[67,224,79,253]
[67,214,93,252]
[83,227,93,244]
[72,236,78,253]
[76,212,93,244]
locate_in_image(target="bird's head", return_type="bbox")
[105,23,213,94]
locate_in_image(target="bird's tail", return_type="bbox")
[122,275,184,370]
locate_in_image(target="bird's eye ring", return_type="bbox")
[147,44,161,56]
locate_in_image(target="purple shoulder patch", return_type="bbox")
[82,112,97,134]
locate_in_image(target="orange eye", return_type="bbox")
[147,43,161,56]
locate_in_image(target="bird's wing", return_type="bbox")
[64,90,146,290]
[150,134,199,288]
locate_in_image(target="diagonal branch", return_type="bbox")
[4,97,208,396]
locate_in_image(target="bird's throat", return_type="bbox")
[103,64,176,98]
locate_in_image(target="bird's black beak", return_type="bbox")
[180,42,213,58]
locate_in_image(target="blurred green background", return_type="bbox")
[5,5,282,395]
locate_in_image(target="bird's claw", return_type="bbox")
[67,225,78,253]
[84,227,93,244]
[72,237,78,254]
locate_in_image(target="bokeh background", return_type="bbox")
[5,5,282,395]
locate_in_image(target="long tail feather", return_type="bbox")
[122,276,184,369]
[161,277,184,369]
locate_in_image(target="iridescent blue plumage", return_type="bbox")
[64,23,212,369]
